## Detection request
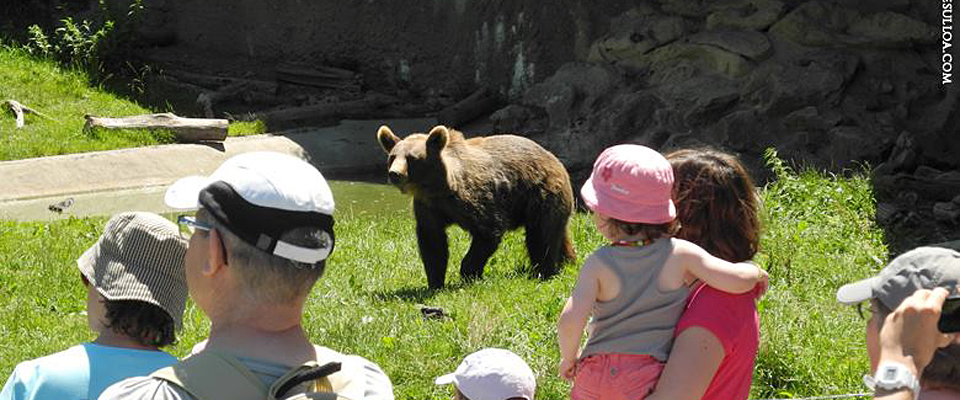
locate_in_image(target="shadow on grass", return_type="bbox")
[368,281,470,303]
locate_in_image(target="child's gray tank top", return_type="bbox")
[580,238,690,362]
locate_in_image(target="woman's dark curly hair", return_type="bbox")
[666,148,761,263]
[102,299,177,348]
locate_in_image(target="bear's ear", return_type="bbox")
[377,125,400,153]
[426,125,450,154]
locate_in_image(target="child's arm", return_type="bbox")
[557,255,602,381]
[675,239,767,294]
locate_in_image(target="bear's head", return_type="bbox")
[377,125,456,196]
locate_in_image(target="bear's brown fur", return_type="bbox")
[377,125,575,289]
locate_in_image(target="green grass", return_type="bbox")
[0,44,266,161]
[0,158,886,399]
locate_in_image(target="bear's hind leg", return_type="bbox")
[459,232,502,283]
[525,214,571,279]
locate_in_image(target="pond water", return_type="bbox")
[0,180,408,222]
[328,180,410,218]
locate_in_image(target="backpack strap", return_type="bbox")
[151,351,269,400]
[267,346,362,400]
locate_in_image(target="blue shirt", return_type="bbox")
[0,343,177,400]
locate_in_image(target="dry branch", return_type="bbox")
[3,99,52,129]
[84,113,228,142]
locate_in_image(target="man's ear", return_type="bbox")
[204,229,227,276]
[377,125,400,154]
[426,125,450,155]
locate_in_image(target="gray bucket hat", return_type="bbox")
[77,212,188,328]
[837,246,960,310]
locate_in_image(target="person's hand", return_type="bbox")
[755,266,770,297]
[878,287,957,373]
[559,357,578,382]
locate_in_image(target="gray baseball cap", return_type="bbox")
[837,246,960,310]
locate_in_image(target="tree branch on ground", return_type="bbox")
[3,99,52,129]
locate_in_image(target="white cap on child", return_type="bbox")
[435,348,536,400]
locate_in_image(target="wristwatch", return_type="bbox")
[863,362,920,399]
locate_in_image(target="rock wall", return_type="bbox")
[124,0,955,175]
[494,1,956,179]
[123,0,638,102]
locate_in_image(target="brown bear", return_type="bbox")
[377,125,575,289]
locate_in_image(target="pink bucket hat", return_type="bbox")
[580,144,676,224]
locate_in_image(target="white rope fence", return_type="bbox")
[752,392,872,400]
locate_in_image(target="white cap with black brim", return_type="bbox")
[164,151,335,265]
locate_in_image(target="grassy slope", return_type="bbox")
[0,45,264,161]
[0,161,886,399]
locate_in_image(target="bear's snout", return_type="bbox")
[388,170,405,185]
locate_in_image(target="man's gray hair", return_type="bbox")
[199,209,325,305]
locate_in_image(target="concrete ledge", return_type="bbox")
[0,118,435,221]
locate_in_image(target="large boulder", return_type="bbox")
[706,0,786,31]
[646,42,752,78]
[587,7,687,67]
[653,72,741,127]
[814,125,892,170]
[770,2,935,49]
[688,30,772,61]
[743,49,859,115]
[846,12,937,48]
[520,62,624,133]
[769,1,860,47]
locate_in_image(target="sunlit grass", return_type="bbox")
[0,154,886,399]
[0,44,266,160]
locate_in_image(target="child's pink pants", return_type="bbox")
[571,353,664,400]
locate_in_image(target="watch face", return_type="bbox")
[882,366,899,381]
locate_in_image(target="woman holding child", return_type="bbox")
[558,145,765,400]
[646,149,763,400]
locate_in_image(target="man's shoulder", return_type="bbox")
[97,376,195,400]
[313,346,394,400]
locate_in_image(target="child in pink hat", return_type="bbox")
[557,144,768,400]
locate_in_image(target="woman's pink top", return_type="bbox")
[675,283,761,400]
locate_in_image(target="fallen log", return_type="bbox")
[197,80,282,118]
[246,94,397,130]
[436,87,502,128]
[84,113,228,142]
[163,69,277,92]
[275,64,361,92]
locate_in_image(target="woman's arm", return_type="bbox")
[676,240,766,294]
[557,256,602,381]
[645,327,725,400]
